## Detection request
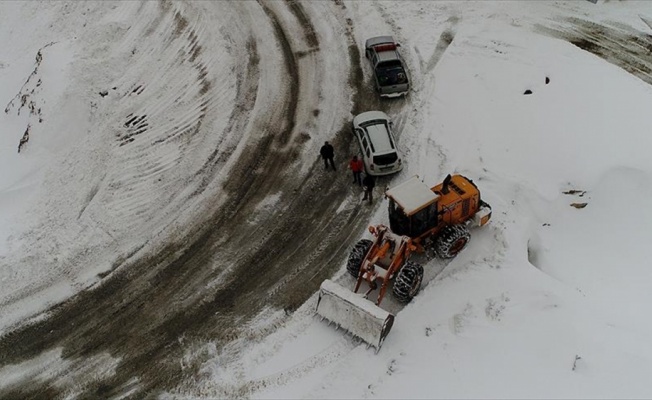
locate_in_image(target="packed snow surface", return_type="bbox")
[2,0,652,398]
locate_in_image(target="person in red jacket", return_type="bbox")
[349,155,364,186]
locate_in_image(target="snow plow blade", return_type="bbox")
[316,279,394,351]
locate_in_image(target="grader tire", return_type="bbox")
[347,239,373,277]
[436,224,471,259]
[392,261,424,303]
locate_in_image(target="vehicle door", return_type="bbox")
[360,132,372,170]
[370,52,380,88]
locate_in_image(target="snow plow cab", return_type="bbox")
[386,174,492,258]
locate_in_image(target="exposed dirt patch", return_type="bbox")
[5,42,54,150]
[173,11,188,36]
[540,17,652,85]
[348,44,384,115]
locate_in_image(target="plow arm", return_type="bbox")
[316,279,394,351]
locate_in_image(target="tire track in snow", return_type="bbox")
[217,336,355,398]
[0,1,376,398]
[104,8,214,230]
[285,0,319,49]
[257,0,300,148]
[422,16,459,75]
[0,2,242,397]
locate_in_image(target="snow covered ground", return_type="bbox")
[2,0,652,398]
[192,2,652,398]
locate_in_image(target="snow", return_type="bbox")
[385,175,438,215]
[0,347,121,395]
[217,1,652,398]
[3,0,652,398]
[0,0,242,334]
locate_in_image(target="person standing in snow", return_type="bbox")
[349,155,364,186]
[362,173,375,204]
[320,141,336,171]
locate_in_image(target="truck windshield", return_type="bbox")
[389,200,410,236]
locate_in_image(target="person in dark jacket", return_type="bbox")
[349,155,364,186]
[362,173,375,204]
[320,141,335,171]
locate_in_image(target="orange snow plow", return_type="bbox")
[316,174,492,351]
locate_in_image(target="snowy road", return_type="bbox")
[0,1,400,397]
[2,1,652,399]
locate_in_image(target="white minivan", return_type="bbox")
[352,111,403,176]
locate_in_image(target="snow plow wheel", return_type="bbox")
[347,239,373,277]
[436,224,471,259]
[392,261,424,303]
